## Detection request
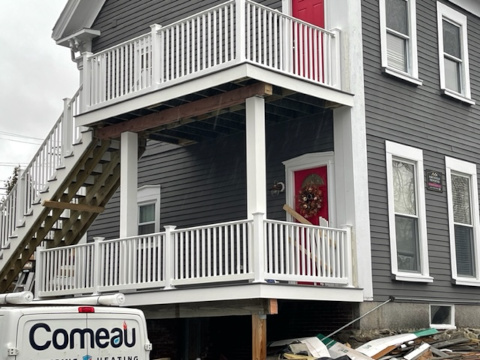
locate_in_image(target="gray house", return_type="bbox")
[1,0,479,358]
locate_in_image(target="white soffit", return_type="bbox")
[448,0,480,17]
[52,0,106,44]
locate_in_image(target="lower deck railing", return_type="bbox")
[35,214,352,298]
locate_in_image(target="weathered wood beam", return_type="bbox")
[42,200,104,213]
[252,314,267,360]
[96,82,273,139]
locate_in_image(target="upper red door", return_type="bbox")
[292,0,325,28]
[291,0,325,81]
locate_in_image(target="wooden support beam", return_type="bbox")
[42,200,104,213]
[252,314,267,360]
[96,82,273,139]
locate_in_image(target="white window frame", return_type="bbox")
[445,157,480,286]
[379,0,422,85]
[137,185,161,235]
[437,2,474,105]
[386,141,432,282]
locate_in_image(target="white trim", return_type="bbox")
[445,157,480,285]
[385,141,432,282]
[379,0,421,83]
[437,2,473,102]
[52,0,106,43]
[137,185,161,234]
[283,152,336,227]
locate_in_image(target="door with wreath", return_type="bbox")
[294,166,328,225]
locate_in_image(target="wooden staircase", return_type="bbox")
[0,131,139,293]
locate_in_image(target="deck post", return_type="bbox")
[120,132,138,238]
[81,52,92,112]
[62,97,74,161]
[252,212,265,283]
[245,96,267,217]
[93,237,103,295]
[236,0,246,62]
[164,225,177,290]
[252,313,267,360]
[34,246,45,299]
[15,172,26,227]
[150,24,162,85]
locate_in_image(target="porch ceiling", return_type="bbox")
[93,80,331,146]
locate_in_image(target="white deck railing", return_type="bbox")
[0,89,82,253]
[82,0,341,109]
[35,215,352,298]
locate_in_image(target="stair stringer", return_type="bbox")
[0,131,122,293]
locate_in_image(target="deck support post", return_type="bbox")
[252,313,267,360]
[245,96,267,218]
[120,131,138,238]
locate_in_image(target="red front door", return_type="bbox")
[294,166,328,226]
[292,0,325,81]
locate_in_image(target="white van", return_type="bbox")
[0,305,152,360]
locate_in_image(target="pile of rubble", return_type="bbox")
[267,328,480,360]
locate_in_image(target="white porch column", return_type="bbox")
[120,131,138,237]
[246,96,266,218]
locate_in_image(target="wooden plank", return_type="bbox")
[96,82,273,139]
[252,314,267,360]
[42,200,104,213]
[283,204,312,225]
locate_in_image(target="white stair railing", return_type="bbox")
[0,89,82,255]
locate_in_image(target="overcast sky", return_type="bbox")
[0,1,78,196]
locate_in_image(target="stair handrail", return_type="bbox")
[0,87,82,251]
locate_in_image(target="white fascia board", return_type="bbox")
[448,0,480,17]
[52,0,106,44]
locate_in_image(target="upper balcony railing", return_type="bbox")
[81,0,341,111]
[0,89,83,253]
[35,214,353,298]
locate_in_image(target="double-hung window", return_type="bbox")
[379,0,421,85]
[386,141,431,282]
[137,185,161,235]
[445,157,480,286]
[437,2,474,104]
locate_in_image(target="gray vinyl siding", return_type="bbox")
[363,0,480,302]
[88,112,333,241]
[91,0,282,52]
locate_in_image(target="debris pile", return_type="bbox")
[267,328,480,360]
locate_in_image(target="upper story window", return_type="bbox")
[137,185,161,235]
[445,157,480,286]
[386,141,432,282]
[380,0,421,85]
[437,2,474,105]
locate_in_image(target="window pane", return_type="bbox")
[444,57,461,93]
[139,223,156,235]
[387,33,407,71]
[455,224,475,277]
[386,0,408,35]
[396,215,419,272]
[452,174,471,225]
[140,204,155,223]
[393,160,416,215]
[443,20,461,58]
